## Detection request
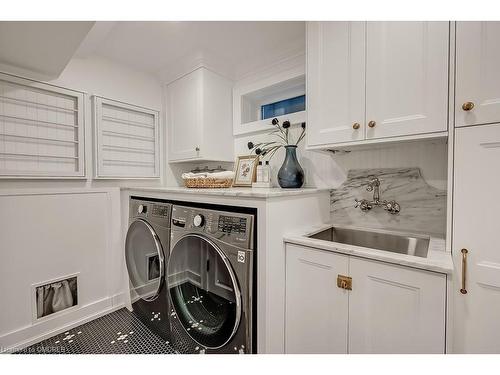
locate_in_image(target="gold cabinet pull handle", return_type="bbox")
[337,275,352,290]
[368,120,376,128]
[460,248,468,294]
[462,102,475,111]
[352,122,360,130]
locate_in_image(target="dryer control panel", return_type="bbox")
[171,205,254,250]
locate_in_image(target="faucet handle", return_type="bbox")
[384,200,401,214]
[354,199,361,208]
[366,185,373,192]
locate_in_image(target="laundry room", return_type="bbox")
[1,1,499,374]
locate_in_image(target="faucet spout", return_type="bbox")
[366,177,381,203]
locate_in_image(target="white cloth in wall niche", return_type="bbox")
[36,278,77,318]
[330,167,447,236]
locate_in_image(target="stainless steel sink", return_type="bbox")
[308,226,430,258]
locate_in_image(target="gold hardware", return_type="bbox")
[462,102,475,111]
[337,275,352,290]
[368,121,376,128]
[460,248,468,294]
[352,123,360,130]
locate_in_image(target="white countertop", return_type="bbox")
[284,223,453,274]
[121,186,328,199]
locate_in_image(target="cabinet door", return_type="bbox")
[167,69,202,161]
[456,22,500,127]
[365,22,449,139]
[306,22,365,146]
[453,124,500,353]
[285,244,349,353]
[348,258,446,353]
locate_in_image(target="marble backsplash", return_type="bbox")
[330,168,446,236]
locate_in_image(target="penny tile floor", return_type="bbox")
[15,308,177,354]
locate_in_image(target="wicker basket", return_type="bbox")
[183,177,233,188]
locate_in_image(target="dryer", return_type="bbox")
[167,204,256,354]
[125,197,172,341]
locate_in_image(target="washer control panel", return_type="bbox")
[151,204,170,218]
[171,205,254,250]
[218,215,247,234]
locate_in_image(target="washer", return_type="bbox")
[125,197,172,341]
[167,204,255,354]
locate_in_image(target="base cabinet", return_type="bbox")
[284,243,447,354]
[348,257,446,353]
[285,244,349,353]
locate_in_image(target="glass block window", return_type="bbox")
[261,95,305,120]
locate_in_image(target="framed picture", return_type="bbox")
[233,155,259,187]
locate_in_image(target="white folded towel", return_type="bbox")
[182,171,235,179]
[181,172,208,179]
[209,171,235,179]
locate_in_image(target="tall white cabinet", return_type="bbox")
[307,21,449,148]
[167,67,234,163]
[455,22,500,127]
[453,124,500,353]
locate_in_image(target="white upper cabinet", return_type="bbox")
[456,22,500,127]
[365,22,449,139]
[167,67,234,163]
[306,21,449,149]
[306,22,365,146]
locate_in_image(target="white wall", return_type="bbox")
[0,56,165,350]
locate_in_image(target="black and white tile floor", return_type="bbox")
[16,308,178,354]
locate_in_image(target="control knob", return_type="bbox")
[138,204,147,214]
[193,214,205,227]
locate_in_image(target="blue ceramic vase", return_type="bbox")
[278,145,304,188]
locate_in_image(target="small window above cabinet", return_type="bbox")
[233,65,306,136]
[93,96,160,179]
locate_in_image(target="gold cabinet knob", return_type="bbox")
[352,122,360,130]
[462,102,475,111]
[368,120,376,128]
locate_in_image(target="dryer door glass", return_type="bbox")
[167,234,241,349]
[125,219,164,302]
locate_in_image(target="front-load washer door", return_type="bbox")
[167,234,241,349]
[125,219,164,302]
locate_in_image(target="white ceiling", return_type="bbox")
[0,21,95,80]
[76,21,305,83]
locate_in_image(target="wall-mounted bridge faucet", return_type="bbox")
[354,177,401,215]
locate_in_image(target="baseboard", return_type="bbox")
[1,293,125,353]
